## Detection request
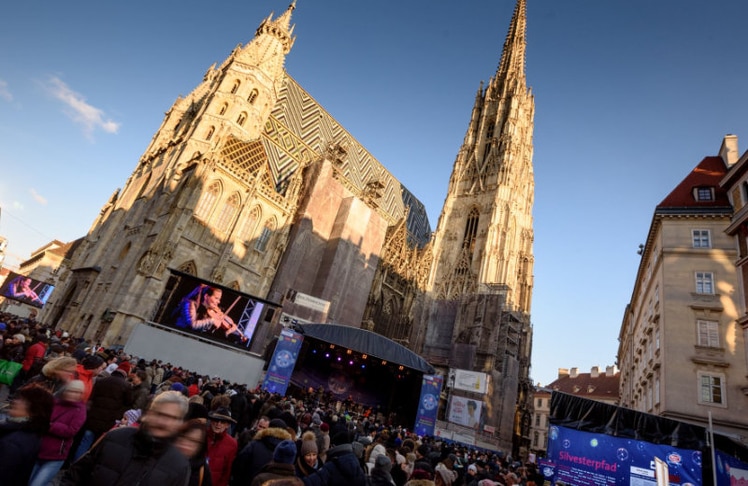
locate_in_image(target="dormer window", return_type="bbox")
[694,186,714,201]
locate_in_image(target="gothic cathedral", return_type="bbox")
[44,0,534,453]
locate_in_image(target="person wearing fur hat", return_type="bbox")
[231,418,294,485]
[206,408,237,486]
[251,439,298,486]
[24,355,78,395]
[295,431,322,478]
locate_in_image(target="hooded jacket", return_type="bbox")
[302,443,367,486]
[38,397,87,460]
[230,426,293,486]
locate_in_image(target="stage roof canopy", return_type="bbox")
[297,324,436,374]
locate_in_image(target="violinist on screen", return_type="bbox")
[174,284,246,341]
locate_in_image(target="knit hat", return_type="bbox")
[375,454,392,473]
[273,440,297,464]
[269,418,289,430]
[171,382,186,393]
[300,431,318,456]
[312,412,322,426]
[320,422,329,432]
[124,409,142,425]
[65,379,86,393]
[82,354,105,370]
[468,464,478,474]
[117,362,131,375]
[332,431,352,446]
[13,333,26,344]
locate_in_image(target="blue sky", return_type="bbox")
[1,1,747,386]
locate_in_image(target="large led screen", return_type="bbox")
[0,271,55,308]
[153,270,276,350]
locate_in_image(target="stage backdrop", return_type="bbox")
[153,269,279,351]
[0,271,54,308]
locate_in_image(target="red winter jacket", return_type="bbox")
[206,428,237,486]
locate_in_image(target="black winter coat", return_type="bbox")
[230,426,293,486]
[85,372,133,436]
[60,426,190,486]
[0,421,42,486]
[302,443,367,486]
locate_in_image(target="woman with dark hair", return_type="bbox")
[174,418,213,486]
[0,384,54,485]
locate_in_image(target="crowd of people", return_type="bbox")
[0,311,545,486]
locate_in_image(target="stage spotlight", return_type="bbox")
[325,353,330,358]
[312,349,317,354]
[346,349,352,355]
[349,360,354,365]
[337,356,342,362]
[381,360,387,365]
[398,365,404,371]
[361,364,366,369]
[329,344,335,349]
[362,354,367,359]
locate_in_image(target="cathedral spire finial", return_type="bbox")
[255,1,297,53]
[495,0,527,88]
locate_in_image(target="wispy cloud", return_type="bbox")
[0,79,12,102]
[44,76,120,138]
[29,188,48,206]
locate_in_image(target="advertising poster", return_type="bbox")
[452,368,488,394]
[715,449,748,486]
[152,270,276,350]
[414,374,443,437]
[448,395,482,429]
[262,329,304,395]
[0,271,54,308]
[546,425,702,485]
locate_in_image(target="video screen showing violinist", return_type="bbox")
[153,270,274,350]
[0,271,55,308]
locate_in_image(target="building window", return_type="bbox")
[698,372,724,405]
[697,320,720,348]
[248,89,258,104]
[463,207,479,252]
[230,80,240,94]
[533,431,539,448]
[536,398,543,408]
[195,182,221,221]
[238,207,260,242]
[206,126,215,141]
[215,193,240,234]
[692,229,711,248]
[535,414,540,427]
[254,220,275,252]
[695,272,714,294]
[654,376,660,404]
[237,112,247,126]
[655,327,660,350]
[218,103,228,115]
[695,186,714,201]
[742,181,748,204]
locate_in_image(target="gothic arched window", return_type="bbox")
[463,207,479,253]
[219,103,228,115]
[230,80,240,94]
[239,206,261,242]
[237,112,247,126]
[254,218,276,252]
[206,126,215,141]
[215,192,241,234]
[195,181,221,221]
[177,260,197,276]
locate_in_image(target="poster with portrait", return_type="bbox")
[0,271,55,308]
[152,269,279,350]
[448,395,482,428]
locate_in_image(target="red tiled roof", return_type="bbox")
[548,372,619,401]
[657,156,731,209]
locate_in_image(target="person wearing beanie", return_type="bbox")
[318,422,331,462]
[231,415,294,485]
[251,440,297,486]
[298,428,366,486]
[76,354,106,403]
[28,380,87,486]
[434,455,458,486]
[370,454,396,486]
[295,431,322,478]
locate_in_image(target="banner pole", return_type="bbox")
[708,411,717,486]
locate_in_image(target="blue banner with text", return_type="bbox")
[262,329,304,395]
[414,374,443,437]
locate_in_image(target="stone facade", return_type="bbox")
[42,3,430,350]
[618,136,748,443]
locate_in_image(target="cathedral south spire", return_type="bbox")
[413,0,535,453]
